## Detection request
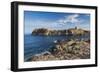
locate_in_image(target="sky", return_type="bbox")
[24,11,90,34]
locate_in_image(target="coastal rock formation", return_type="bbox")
[32,28,50,36]
[32,27,90,36]
[29,40,90,61]
[67,27,89,35]
[28,27,90,61]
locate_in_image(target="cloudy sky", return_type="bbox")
[24,11,90,34]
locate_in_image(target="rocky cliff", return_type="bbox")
[32,27,90,36]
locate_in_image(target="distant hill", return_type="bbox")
[32,27,90,36]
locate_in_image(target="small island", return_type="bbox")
[32,27,90,36]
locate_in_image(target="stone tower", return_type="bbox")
[75,26,78,29]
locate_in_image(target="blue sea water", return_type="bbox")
[24,34,89,61]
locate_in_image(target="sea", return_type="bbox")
[24,34,90,61]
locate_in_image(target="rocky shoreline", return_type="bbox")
[27,39,90,61]
[26,27,90,61]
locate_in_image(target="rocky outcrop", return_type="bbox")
[32,28,68,36]
[32,27,90,36]
[28,40,90,61]
[67,28,89,36]
[32,28,49,36]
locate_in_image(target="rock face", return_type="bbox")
[29,40,90,61]
[32,28,49,36]
[32,27,90,36]
[67,28,89,36]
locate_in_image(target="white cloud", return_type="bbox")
[57,14,81,25]
[65,14,79,23]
